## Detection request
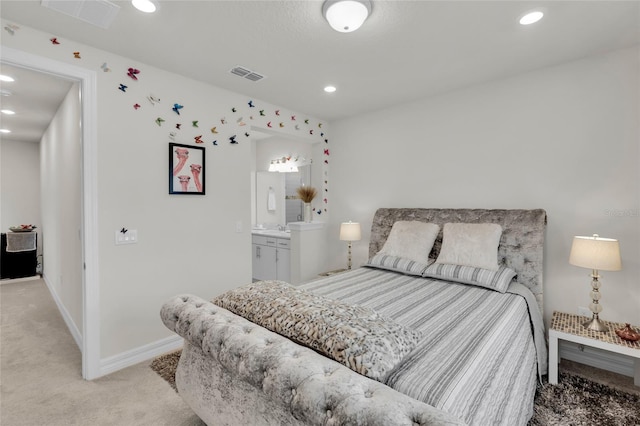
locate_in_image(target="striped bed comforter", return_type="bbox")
[298,267,543,426]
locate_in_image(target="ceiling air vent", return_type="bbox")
[41,0,121,29]
[230,66,265,82]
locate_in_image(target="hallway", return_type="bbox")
[0,279,203,425]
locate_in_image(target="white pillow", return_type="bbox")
[435,223,503,271]
[378,221,440,264]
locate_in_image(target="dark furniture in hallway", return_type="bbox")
[1,233,38,279]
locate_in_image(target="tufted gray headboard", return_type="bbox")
[369,208,547,314]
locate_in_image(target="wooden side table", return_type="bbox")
[549,311,640,386]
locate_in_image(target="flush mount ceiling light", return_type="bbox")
[0,74,15,82]
[520,10,544,25]
[0,129,11,134]
[323,0,372,33]
[1,109,16,115]
[324,85,337,93]
[132,0,157,13]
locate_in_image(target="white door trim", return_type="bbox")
[1,46,101,380]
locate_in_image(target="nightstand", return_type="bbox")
[548,311,640,387]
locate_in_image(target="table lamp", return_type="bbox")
[569,234,622,332]
[340,221,361,270]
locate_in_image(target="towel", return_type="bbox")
[267,187,276,211]
[6,232,37,252]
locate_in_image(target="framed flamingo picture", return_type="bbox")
[169,143,205,195]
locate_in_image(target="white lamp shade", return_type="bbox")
[340,222,361,241]
[569,235,622,271]
[323,0,371,33]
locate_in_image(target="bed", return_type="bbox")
[161,208,547,426]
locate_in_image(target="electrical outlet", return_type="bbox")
[578,306,591,317]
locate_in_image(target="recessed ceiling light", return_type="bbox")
[324,85,337,93]
[0,129,11,134]
[1,109,15,115]
[132,0,156,13]
[0,75,15,82]
[520,11,544,25]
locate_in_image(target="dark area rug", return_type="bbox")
[151,351,640,425]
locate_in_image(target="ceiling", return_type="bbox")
[0,0,638,143]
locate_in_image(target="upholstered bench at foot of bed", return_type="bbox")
[161,294,467,426]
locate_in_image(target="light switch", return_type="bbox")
[235,221,243,233]
[115,229,138,245]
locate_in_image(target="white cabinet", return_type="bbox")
[252,235,290,282]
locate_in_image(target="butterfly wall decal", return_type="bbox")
[231,107,237,113]
[194,135,203,144]
[168,132,176,141]
[73,52,81,59]
[259,110,265,116]
[275,110,280,116]
[244,132,250,137]
[212,140,218,146]
[229,135,238,144]
[267,121,272,128]
[147,95,160,105]
[304,119,309,124]
[172,103,183,115]
[175,123,181,130]
[50,37,60,45]
[324,149,330,155]
[309,130,314,135]
[155,117,165,126]
[248,100,254,108]
[100,62,111,72]
[210,127,218,134]
[133,103,141,110]
[127,68,140,80]
[279,123,284,128]
[291,115,296,121]
[118,84,127,92]
[192,121,199,127]
[4,24,19,35]
[220,118,226,124]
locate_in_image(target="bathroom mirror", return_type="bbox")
[251,129,319,227]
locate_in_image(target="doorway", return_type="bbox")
[1,47,100,379]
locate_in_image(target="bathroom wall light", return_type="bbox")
[323,0,372,33]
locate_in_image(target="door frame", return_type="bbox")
[1,47,101,380]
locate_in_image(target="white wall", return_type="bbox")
[40,82,83,338]
[328,47,640,327]
[1,20,329,364]
[0,138,41,245]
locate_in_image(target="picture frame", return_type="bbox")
[169,143,205,195]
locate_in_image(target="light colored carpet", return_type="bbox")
[0,278,205,426]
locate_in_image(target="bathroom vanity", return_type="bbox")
[251,230,291,282]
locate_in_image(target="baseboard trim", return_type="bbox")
[42,274,83,351]
[559,340,635,377]
[99,335,184,377]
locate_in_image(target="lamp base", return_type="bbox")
[583,316,609,332]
